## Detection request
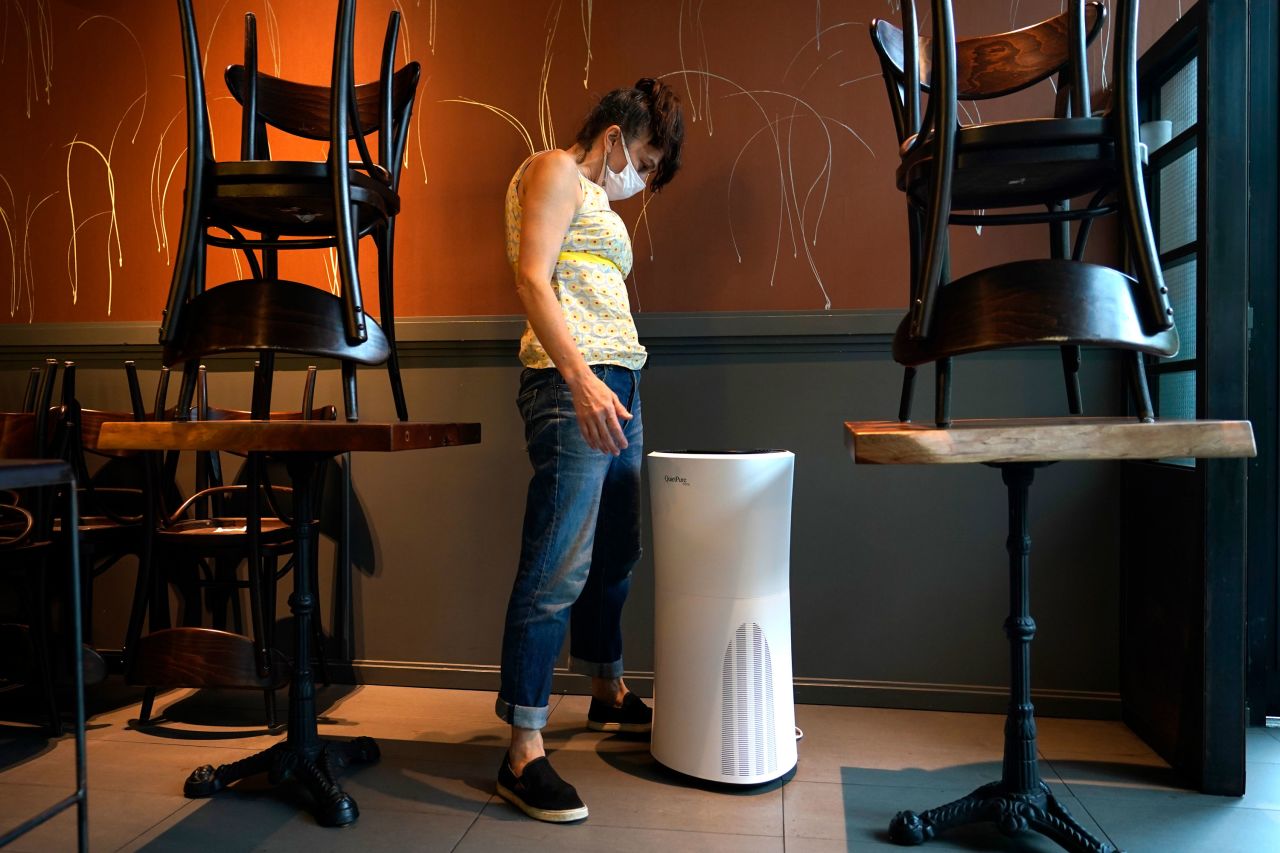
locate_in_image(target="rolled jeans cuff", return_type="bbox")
[570,655,624,679]
[494,695,549,730]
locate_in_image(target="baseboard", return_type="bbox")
[337,659,1121,720]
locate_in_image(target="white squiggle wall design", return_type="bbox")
[0,1,1189,324]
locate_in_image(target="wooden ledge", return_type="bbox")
[845,418,1256,465]
[98,420,482,454]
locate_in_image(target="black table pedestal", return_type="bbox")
[181,453,379,827]
[887,463,1119,853]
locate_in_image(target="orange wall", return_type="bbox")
[0,0,1183,325]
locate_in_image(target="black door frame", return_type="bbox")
[1124,0,1276,795]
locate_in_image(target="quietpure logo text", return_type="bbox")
[664,475,690,486]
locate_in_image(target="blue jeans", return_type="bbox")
[496,364,644,730]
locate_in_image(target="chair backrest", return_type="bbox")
[163,0,417,349]
[225,42,420,189]
[175,365,333,523]
[4,360,62,460]
[870,1,1106,142]
[57,361,157,525]
[0,362,67,544]
[869,0,1172,340]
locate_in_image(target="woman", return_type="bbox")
[496,78,684,823]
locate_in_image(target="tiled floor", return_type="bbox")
[2,683,1279,851]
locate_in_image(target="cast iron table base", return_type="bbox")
[178,452,376,827]
[184,736,380,827]
[887,463,1120,853]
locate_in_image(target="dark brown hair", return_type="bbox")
[574,78,684,192]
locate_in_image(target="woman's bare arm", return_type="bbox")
[515,151,631,455]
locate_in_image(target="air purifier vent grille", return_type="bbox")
[720,622,777,777]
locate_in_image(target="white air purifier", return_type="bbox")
[647,449,797,784]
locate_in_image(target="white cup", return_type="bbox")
[1139,119,1174,153]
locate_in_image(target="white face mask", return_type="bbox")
[600,133,647,201]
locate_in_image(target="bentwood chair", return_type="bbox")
[161,0,420,423]
[0,363,66,734]
[53,362,154,654]
[870,0,1179,426]
[127,365,335,728]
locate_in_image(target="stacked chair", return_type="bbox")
[0,360,67,734]
[55,362,152,655]
[119,0,416,726]
[124,365,335,728]
[160,0,420,423]
[869,0,1178,426]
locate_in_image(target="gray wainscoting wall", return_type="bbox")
[0,312,1126,718]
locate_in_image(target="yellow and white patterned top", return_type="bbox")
[505,153,647,370]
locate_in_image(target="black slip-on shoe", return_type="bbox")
[587,691,652,734]
[496,755,589,823]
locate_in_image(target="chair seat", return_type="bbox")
[209,161,397,237]
[129,627,290,690]
[157,516,294,549]
[162,278,392,366]
[892,259,1180,366]
[899,117,1116,209]
[52,515,140,540]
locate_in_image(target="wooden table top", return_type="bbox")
[845,417,1256,465]
[98,420,482,454]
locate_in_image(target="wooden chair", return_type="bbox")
[0,362,67,734]
[52,362,156,655]
[160,0,420,423]
[127,365,336,728]
[870,0,1179,426]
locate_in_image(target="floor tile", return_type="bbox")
[482,747,784,837]
[1059,759,1280,814]
[326,754,495,818]
[316,684,525,764]
[1,735,258,796]
[88,687,289,752]
[543,694,660,754]
[783,779,1112,852]
[0,783,188,853]
[1082,796,1280,853]
[455,817,784,852]
[1247,727,1280,765]
[118,797,477,852]
[3,688,1280,851]
[1036,716,1168,762]
[791,704,1067,789]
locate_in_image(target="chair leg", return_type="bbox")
[124,542,153,675]
[1060,346,1084,415]
[175,360,200,421]
[209,557,234,630]
[138,685,157,724]
[231,575,244,635]
[898,366,917,422]
[376,225,409,422]
[178,561,203,627]
[263,687,276,730]
[934,358,953,428]
[341,361,359,422]
[27,560,62,736]
[1127,351,1155,423]
[251,354,275,420]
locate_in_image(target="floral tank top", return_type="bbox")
[505,153,647,370]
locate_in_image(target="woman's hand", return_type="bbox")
[566,371,632,456]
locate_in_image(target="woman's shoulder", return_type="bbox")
[517,149,586,207]
[522,149,581,185]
